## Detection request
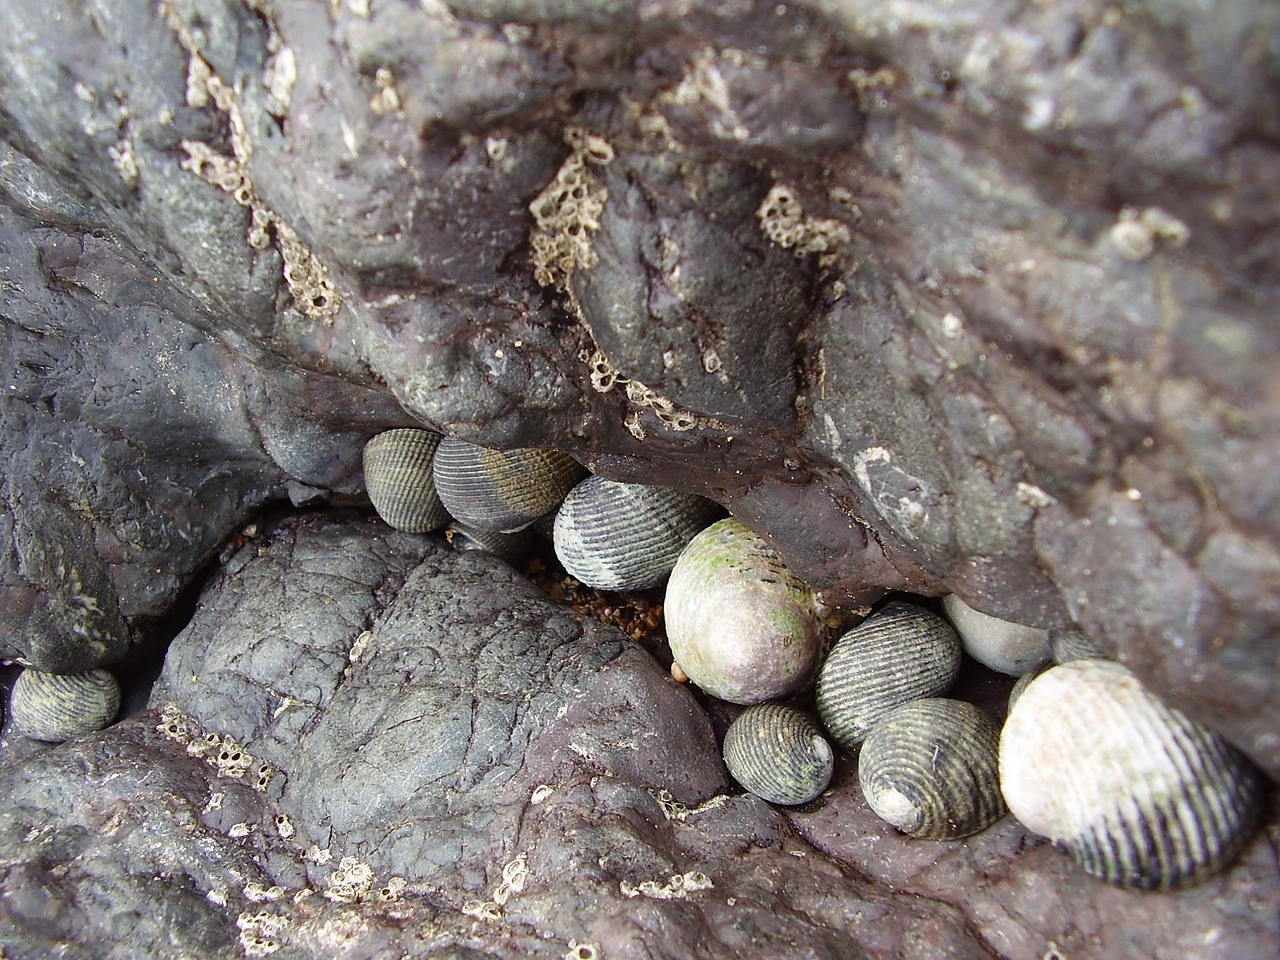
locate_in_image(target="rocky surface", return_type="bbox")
[2,516,1276,960]
[1,0,1279,956]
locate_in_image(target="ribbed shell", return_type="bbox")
[10,667,121,742]
[1000,659,1266,890]
[941,594,1051,676]
[859,698,1006,839]
[723,704,834,806]
[665,518,822,705]
[554,477,717,591]
[1050,629,1109,664]
[815,602,962,751]
[445,522,534,564]
[362,428,449,533]
[433,439,585,533]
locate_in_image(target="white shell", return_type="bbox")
[941,594,1051,676]
[1000,659,1265,889]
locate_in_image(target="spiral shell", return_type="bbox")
[432,438,585,533]
[362,428,449,533]
[941,594,1051,676]
[1050,628,1109,664]
[554,477,717,591]
[10,667,121,742]
[665,518,823,705]
[445,522,534,564]
[1000,659,1266,890]
[723,703,834,806]
[815,601,962,751]
[859,698,1006,839]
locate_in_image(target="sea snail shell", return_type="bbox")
[858,698,1006,839]
[554,476,717,591]
[815,601,962,752]
[665,518,823,705]
[1000,659,1266,890]
[445,521,535,564]
[723,703,834,806]
[10,667,121,742]
[432,438,585,533]
[940,594,1051,676]
[362,428,449,533]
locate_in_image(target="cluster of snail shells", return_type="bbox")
[1000,658,1266,890]
[9,667,121,742]
[362,429,585,542]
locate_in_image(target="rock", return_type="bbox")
[2,0,1279,954]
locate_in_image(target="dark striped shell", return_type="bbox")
[1050,629,1109,664]
[941,594,1051,676]
[10,667,121,742]
[1000,659,1266,890]
[665,518,823,705]
[445,522,534,564]
[362,428,449,533]
[858,698,1005,839]
[815,601,962,751]
[553,477,717,591]
[723,703,834,806]
[432,438,585,533]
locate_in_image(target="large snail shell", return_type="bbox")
[859,698,1005,839]
[815,601,962,751]
[554,477,717,591]
[723,703,834,806]
[1000,659,1266,890]
[665,518,823,705]
[362,428,449,533]
[941,594,1051,676]
[432,438,585,533]
[10,667,121,742]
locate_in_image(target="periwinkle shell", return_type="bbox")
[10,667,121,742]
[1000,659,1266,890]
[554,476,717,591]
[665,518,823,705]
[723,703,834,806]
[1050,628,1109,664]
[433,438,585,533]
[858,698,1006,839]
[941,594,1051,676]
[362,428,449,533]
[815,601,962,751]
[445,522,535,564]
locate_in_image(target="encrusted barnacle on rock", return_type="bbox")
[529,127,613,292]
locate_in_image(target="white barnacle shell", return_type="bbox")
[999,659,1266,890]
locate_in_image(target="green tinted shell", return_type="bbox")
[665,518,822,705]
[433,439,585,533]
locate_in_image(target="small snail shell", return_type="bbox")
[362,428,449,533]
[1000,659,1266,890]
[941,594,1051,676]
[723,703,834,806]
[554,477,717,591]
[432,438,585,533]
[445,522,534,564]
[858,698,1006,839]
[665,518,823,705]
[1050,628,1109,664]
[815,601,962,751]
[10,667,121,742]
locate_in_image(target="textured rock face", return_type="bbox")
[1,0,1279,955]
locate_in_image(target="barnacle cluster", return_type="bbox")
[529,127,614,292]
[619,870,713,900]
[757,183,850,264]
[157,701,276,791]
